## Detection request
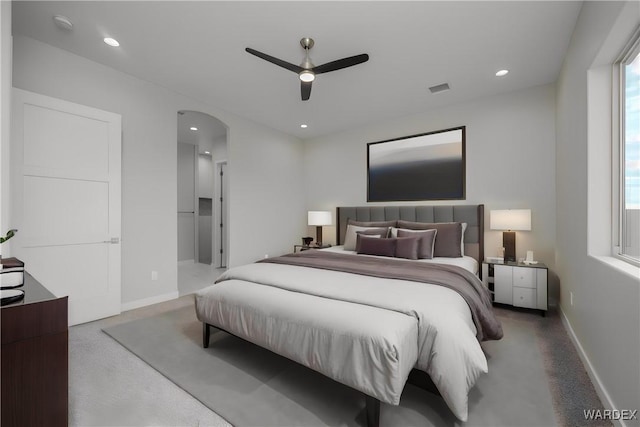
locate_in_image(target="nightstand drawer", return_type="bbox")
[513,287,536,309]
[512,267,535,288]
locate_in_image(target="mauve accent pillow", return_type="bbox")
[394,236,420,260]
[356,235,396,257]
[396,220,463,258]
[355,232,382,252]
[397,229,437,259]
[344,225,389,250]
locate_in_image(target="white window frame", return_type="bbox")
[613,27,640,267]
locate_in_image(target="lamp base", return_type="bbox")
[503,231,516,262]
[315,226,323,246]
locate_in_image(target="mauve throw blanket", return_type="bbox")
[259,251,503,342]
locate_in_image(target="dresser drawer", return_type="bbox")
[512,267,535,288]
[513,287,536,309]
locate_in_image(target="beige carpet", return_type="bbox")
[103,302,561,427]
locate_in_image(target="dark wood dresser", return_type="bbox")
[1,273,68,427]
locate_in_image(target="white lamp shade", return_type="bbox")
[490,209,531,231]
[308,211,332,226]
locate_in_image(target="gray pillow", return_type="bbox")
[344,225,389,250]
[356,235,396,257]
[394,236,420,260]
[396,221,463,258]
[347,219,397,228]
[397,229,437,259]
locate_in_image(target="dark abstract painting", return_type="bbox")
[367,126,465,201]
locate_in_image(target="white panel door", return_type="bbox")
[11,89,121,326]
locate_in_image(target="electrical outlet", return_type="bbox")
[151,271,158,281]
[570,291,573,306]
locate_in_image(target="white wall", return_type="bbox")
[11,35,306,305]
[198,154,214,199]
[555,1,640,420]
[303,83,557,291]
[198,153,213,264]
[211,135,228,162]
[0,1,11,249]
[177,143,196,262]
[230,120,305,260]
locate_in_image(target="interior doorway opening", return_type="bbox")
[177,110,228,295]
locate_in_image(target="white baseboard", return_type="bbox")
[559,306,626,427]
[178,259,195,267]
[121,290,180,312]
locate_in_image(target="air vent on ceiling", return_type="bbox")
[429,83,450,94]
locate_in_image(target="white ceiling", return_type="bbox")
[12,1,583,140]
[177,110,227,153]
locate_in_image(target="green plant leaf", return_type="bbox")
[0,229,18,244]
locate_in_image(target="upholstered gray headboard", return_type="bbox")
[336,204,484,267]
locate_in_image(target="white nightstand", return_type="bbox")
[482,261,548,316]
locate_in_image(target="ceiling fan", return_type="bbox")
[245,38,369,101]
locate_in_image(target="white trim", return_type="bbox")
[589,254,640,281]
[121,291,179,312]
[559,306,626,427]
[613,27,640,266]
[178,259,195,267]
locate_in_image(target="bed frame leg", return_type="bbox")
[203,323,211,348]
[365,395,380,427]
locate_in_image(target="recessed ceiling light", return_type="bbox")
[495,69,509,77]
[103,37,120,47]
[190,127,198,131]
[300,124,308,129]
[204,151,211,155]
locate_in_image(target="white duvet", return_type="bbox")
[199,260,488,421]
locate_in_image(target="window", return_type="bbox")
[616,31,640,265]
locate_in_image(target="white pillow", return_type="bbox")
[461,222,467,255]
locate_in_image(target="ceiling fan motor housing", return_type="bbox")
[300,37,315,50]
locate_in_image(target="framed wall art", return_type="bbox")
[367,126,466,201]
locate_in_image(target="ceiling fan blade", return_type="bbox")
[313,54,369,74]
[301,81,312,101]
[245,47,304,74]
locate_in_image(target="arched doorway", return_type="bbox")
[176,110,228,295]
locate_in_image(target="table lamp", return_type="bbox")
[308,211,332,246]
[490,209,531,262]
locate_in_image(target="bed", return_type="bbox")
[195,204,502,426]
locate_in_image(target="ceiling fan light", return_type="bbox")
[103,37,120,47]
[299,71,315,82]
